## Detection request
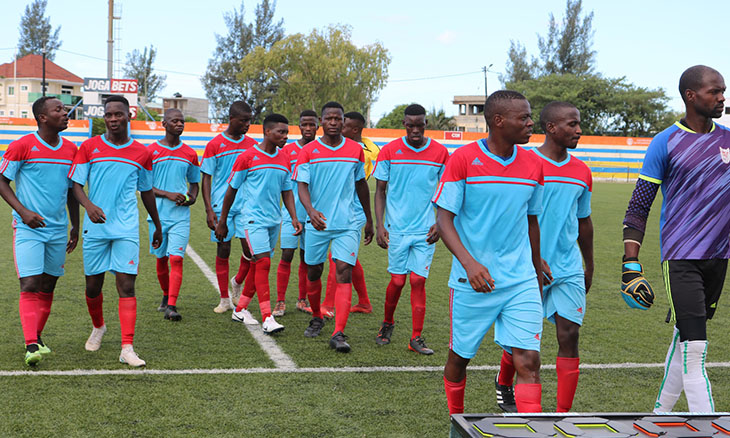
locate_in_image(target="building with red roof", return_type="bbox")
[0,54,83,119]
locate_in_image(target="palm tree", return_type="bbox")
[426,107,455,131]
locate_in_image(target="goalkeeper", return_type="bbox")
[622,65,730,413]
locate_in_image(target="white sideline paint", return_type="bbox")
[185,244,297,370]
[4,362,730,378]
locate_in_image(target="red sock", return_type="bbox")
[352,259,370,306]
[297,262,308,300]
[410,273,426,338]
[118,297,136,345]
[235,267,257,311]
[556,357,580,412]
[36,291,54,335]
[254,258,272,320]
[515,383,542,413]
[215,256,229,298]
[19,292,39,345]
[443,376,466,414]
[308,278,322,318]
[499,350,516,386]
[276,260,291,302]
[323,255,336,308]
[168,255,184,307]
[235,255,250,284]
[85,293,105,328]
[333,282,352,334]
[156,256,170,296]
[384,274,406,324]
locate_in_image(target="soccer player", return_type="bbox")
[275,110,319,316]
[319,110,377,315]
[216,114,302,334]
[147,108,200,322]
[69,95,163,367]
[201,101,257,313]
[623,65,729,413]
[373,103,449,355]
[435,90,544,414]
[0,97,79,366]
[496,101,593,413]
[294,101,374,353]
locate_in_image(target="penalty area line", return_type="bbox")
[4,362,730,378]
[185,244,297,370]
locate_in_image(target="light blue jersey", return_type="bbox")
[69,135,153,239]
[148,141,200,224]
[373,137,449,234]
[200,133,257,213]
[293,137,366,231]
[229,145,292,227]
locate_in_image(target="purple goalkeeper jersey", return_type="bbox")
[639,121,730,261]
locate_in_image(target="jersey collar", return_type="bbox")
[316,137,345,151]
[532,148,571,167]
[402,136,431,153]
[254,144,279,158]
[674,120,716,134]
[155,140,182,150]
[33,132,62,151]
[101,134,133,149]
[478,138,516,166]
[221,132,246,143]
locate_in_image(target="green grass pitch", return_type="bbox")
[1,182,730,437]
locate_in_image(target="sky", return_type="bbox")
[1,0,729,122]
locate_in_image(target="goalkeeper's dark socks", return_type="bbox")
[444,375,466,414]
[498,350,515,386]
[556,357,580,412]
[515,383,542,413]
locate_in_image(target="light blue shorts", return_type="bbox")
[280,219,305,249]
[449,278,543,359]
[387,233,436,278]
[13,224,67,278]
[209,211,245,242]
[543,275,586,326]
[83,237,139,276]
[148,219,189,258]
[244,225,280,256]
[304,228,360,266]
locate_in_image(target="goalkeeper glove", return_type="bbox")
[621,256,654,310]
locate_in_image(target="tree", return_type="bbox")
[537,0,595,75]
[375,104,409,129]
[237,24,390,122]
[426,107,455,131]
[501,41,538,84]
[503,0,594,83]
[123,46,167,102]
[506,74,671,137]
[17,0,61,60]
[201,0,284,122]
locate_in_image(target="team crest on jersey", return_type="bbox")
[720,146,730,164]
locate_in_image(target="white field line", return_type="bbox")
[4,362,730,378]
[185,244,297,370]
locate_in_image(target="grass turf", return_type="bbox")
[0,181,729,437]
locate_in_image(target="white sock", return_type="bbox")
[681,340,714,413]
[654,327,682,413]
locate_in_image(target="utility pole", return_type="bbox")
[42,46,47,97]
[482,63,493,100]
[107,0,120,79]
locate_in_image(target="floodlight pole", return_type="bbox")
[107,0,114,79]
[42,47,47,97]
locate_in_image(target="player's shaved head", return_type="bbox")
[105,95,130,110]
[163,108,184,121]
[300,109,317,119]
[679,65,722,102]
[263,113,289,130]
[32,96,57,122]
[404,104,426,116]
[484,90,528,128]
[229,100,252,119]
[321,101,344,116]
[344,111,365,126]
[539,101,577,132]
